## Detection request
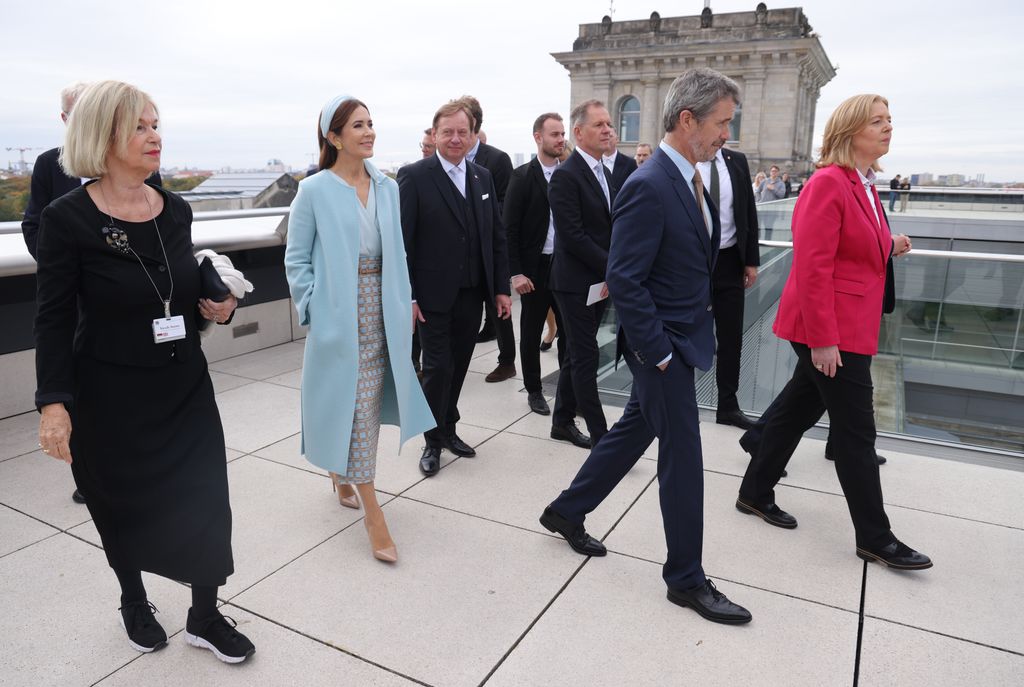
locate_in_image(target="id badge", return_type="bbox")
[152,315,187,343]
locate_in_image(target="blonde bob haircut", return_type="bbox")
[816,94,889,172]
[59,80,157,179]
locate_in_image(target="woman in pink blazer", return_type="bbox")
[735,94,931,571]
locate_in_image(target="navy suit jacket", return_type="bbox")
[607,146,720,371]
[397,154,510,312]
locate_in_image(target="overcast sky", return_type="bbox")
[3,0,1022,180]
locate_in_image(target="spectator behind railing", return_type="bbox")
[755,164,786,202]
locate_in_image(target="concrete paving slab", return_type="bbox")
[863,505,1024,654]
[232,497,585,687]
[0,449,90,530]
[216,381,301,454]
[0,534,191,687]
[0,503,58,558]
[209,341,305,381]
[209,370,256,395]
[225,448,245,463]
[503,401,628,443]
[263,368,303,389]
[249,424,498,497]
[604,470,865,612]
[0,410,42,462]
[486,552,859,687]
[700,420,1024,529]
[859,614,1024,686]
[404,430,655,539]
[96,607,419,686]
[455,370,535,430]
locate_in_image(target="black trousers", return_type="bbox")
[482,300,516,366]
[712,245,745,414]
[552,290,608,443]
[418,287,485,448]
[739,342,893,548]
[551,354,706,590]
[520,255,567,393]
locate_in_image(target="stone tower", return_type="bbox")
[551,4,836,176]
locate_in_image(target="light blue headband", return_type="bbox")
[319,94,356,137]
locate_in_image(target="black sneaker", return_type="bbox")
[119,600,168,653]
[185,608,255,664]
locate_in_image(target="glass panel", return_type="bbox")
[593,196,1024,456]
[728,102,742,143]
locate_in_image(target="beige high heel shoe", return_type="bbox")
[329,472,360,509]
[363,516,397,563]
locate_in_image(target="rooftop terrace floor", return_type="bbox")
[1,337,1021,686]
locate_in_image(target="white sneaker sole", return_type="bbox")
[185,631,254,664]
[120,617,167,653]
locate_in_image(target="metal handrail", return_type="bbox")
[0,206,290,235]
[758,240,1024,263]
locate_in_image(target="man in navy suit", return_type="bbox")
[540,68,752,625]
[398,100,512,477]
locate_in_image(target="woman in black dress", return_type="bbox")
[34,81,255,663]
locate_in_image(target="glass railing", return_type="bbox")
[595,197,1024,456]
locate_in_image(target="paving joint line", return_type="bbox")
[220,600,436,686]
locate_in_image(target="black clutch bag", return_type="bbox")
[197,257,232,331]
[199,256,231,302]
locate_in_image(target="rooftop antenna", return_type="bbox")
[608,1,614,19]
[5,146,39,174]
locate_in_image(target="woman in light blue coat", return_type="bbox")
[285,95,434,562]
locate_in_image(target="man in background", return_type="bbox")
[634,143,653,166]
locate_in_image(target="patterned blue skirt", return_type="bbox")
[339,255,388,483]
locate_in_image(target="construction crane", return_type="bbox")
[6,147,40,175]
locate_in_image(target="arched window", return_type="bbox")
[728,101,742,143]
[618,96,641,143]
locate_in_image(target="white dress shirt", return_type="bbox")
[856,168,880,228]
[465,138,481,163]
[437,151,467,198]
[541,160,559,255]
[696,149,737,249]
[602,151,617,176]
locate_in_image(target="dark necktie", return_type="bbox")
[710,158,720,209]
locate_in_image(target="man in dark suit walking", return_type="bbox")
[459,96,518,383]
[540,68,752,625]
[696,147,760,429]
[547,100,617,449]
[398,100,512,477]
[504,112,568,417]
[602,129,638,192]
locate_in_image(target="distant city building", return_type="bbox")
[976,173,985,183]
[552,4,835,176]
[514,152,526,167]
[179,172,298,211]
[946,174,966,186]
[917,172,933,185]
[265,158,286,173]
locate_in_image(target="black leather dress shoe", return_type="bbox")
[735,497,797,529]
[419,447,441,476]
[826,450,887,465]
[443,434,476,457]
[72,489,87,504]
[527,392,550,416]
[716,409,755,430]
[539,340,553,352]
[856,540,932,570]
[539,506,606,556]
[667,579,752,625]
[550,424,591,449]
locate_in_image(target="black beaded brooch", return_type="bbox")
[102,224,130,255]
